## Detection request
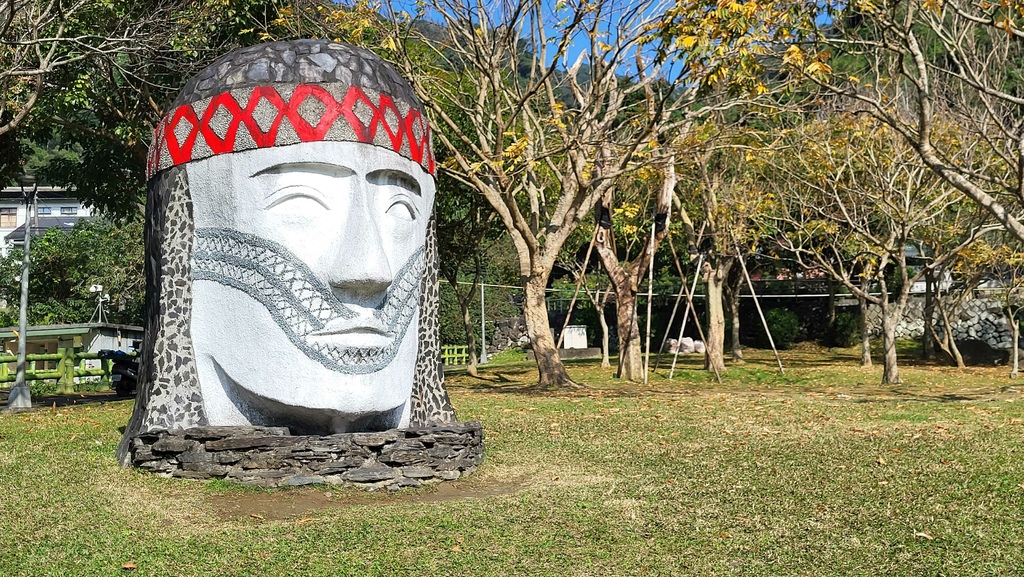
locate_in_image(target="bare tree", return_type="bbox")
[795,0,1024,243]
[770,117,994,384]
[384,0,705,386]
[675,121,779,376]
[0,0,172,138]
[592,157,676,380]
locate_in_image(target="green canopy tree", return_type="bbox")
[0,218,145,326]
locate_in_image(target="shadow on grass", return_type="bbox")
[1,390,127,410]
[849,391,988,404]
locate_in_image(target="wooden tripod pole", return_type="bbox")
[736,245,784,374]
[668,253,707,380]
[673,256,720,383]
[643,221,656,385]
[654,236,687,372]
[556,227,599,349]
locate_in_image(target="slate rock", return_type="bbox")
[177,451,215,464]
[171,469,212,480]
[184,426,290,440]
[152,437,198,453]
[285,476,325,486]
[401,466,436,479]
[351,431,400,447]
[205,435,305,451]
[342,466,398,483]
[379,450,430,466]
[132,447,157,462]
[183,462,228,476]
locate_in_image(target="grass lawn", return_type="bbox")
[2,343,1023,576]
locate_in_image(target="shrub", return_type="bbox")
[823,311,861,348]
[761,308,801,350]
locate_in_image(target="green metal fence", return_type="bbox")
[441,345,469,366]
[0,348,117,393]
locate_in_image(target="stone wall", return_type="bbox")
[489,317,530,354]
[865,294,1013,349]
[130,422,484,490]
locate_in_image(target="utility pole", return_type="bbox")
[8,173,37,409]
[479,282,488,364]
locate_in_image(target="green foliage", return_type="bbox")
[484,347,527,364]
[0,218,144,326]
[15,0,331,217]
[438,282,467,346]
[823,311,861,348]
[438,270,524,348]
[760,307,801,350]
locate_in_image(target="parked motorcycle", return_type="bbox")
[98,349,139,397]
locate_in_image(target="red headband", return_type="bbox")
[147,83,435,179]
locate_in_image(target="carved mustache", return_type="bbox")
[192,228,423,374]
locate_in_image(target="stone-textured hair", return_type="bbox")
[117,40,453,465]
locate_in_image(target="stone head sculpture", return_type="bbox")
[118,40,456,460]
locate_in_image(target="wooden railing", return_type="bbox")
[0,348,116,393]
[441,345,469,366]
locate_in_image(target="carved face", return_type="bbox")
[187,141,435,433]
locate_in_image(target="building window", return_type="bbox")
[37,206,51,216]
[60,207,78,216]
[0,208,16,228]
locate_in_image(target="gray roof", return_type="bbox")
[5,216,92,243]
[0,186,80,202]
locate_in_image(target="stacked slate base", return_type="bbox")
[130,422,483,490]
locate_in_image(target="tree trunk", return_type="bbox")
[613,288,644,381]
[592,160,674,381]
[858,277,872,368]
[597,288,611,369]
[879,302,902,385]
[922,269,935,360]
[1012,318,1019,378]
[934,297,965,368]
[724,264,744,363]
[593,227,645,382]
[523,273,573,386]
[460,295,479,377]
[729,292,743,363]
[704,257,733,375]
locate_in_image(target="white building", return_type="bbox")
[0,186,92,256]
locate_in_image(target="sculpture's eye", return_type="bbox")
[254,162,353,214]
[367,169,421,196]
[386,199,417,221]
[264,186,331,212]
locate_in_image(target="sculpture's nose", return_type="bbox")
[321,187,392,305]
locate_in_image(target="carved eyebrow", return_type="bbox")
[251,162,355,178]
[367,169,421,196]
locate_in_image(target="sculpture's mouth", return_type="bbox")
[192,228,423,374]
[311,317,389,336]
[309,318,392,347]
